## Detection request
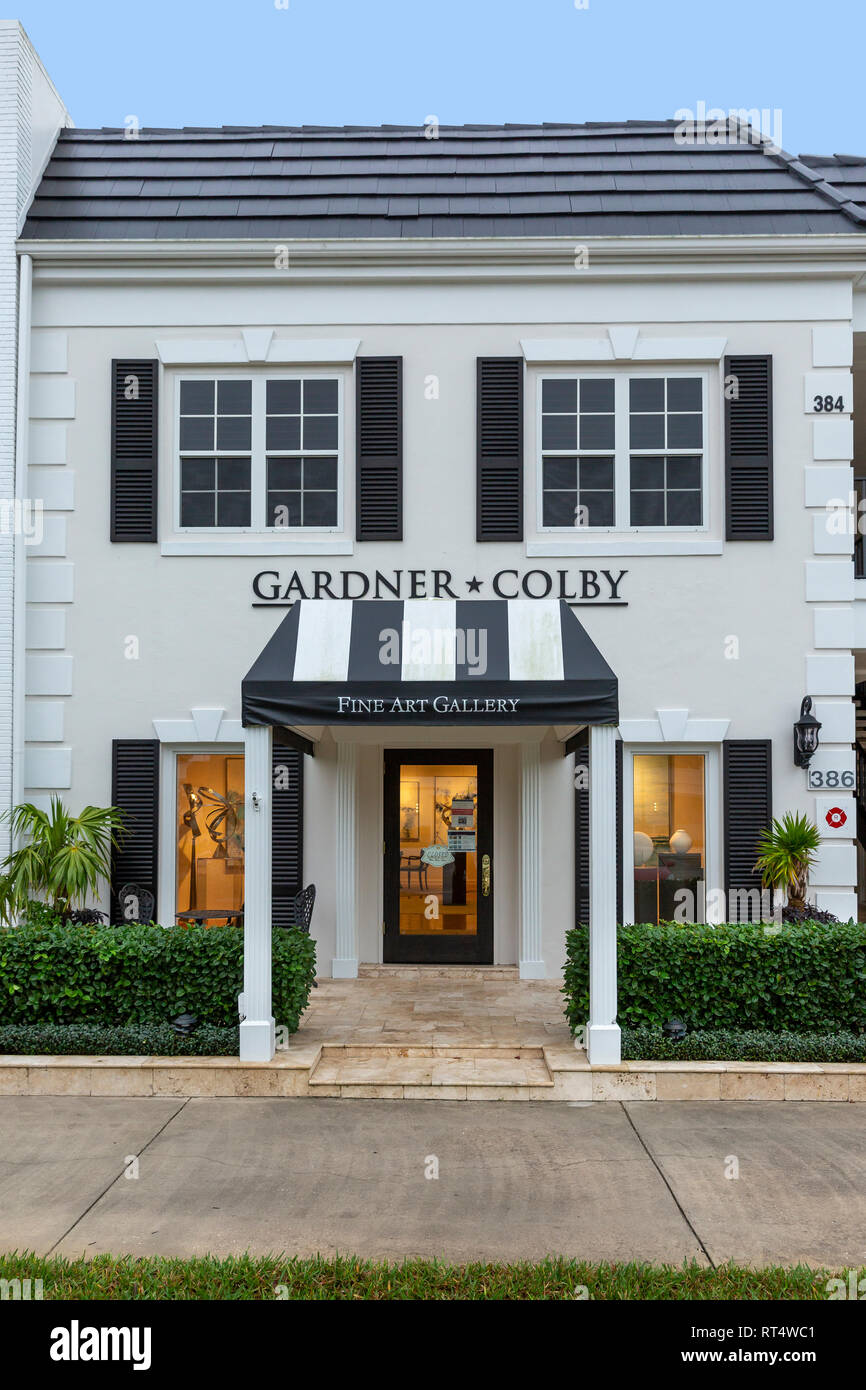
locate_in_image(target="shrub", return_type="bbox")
[563,919,866,1034]
[0,919,316,1031]
[622,1027,866,1063]
[0,1022,239,1056]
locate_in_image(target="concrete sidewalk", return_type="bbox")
[1,1097,864,1267]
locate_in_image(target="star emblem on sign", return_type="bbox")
[466,576,483,592]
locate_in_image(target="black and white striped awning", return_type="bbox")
[242,599,618,734]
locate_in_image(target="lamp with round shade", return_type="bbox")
[634,831,653,865]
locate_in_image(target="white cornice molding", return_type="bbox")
[521,329,727,364]
[618,710,731,743]
[17,234,866,284]
[153,707,243,743]
[156,335,360,366]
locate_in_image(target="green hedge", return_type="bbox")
[622,1027,866,1063]
[564,920,866,1034]
[0,920,316,1031]
[0,1022,239,1055]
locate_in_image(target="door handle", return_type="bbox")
[481,854,491,897]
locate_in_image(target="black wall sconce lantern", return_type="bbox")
[793,697,822,769]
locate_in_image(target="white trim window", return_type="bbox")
[621,743,722,927]
[537,370,708,532]
[175,373,343,532]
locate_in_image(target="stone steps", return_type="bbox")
[356,965,520,980]
[308,1044,555,1098]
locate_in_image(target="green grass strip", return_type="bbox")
[0,1252,860,1300]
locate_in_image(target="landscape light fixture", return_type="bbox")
[662,1017,687,1044]
[171,1013,199,1037]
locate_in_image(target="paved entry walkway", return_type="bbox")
[295,966,573,1048]
[2,1098,864,1266]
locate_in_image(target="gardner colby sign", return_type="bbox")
[252,566,628,604]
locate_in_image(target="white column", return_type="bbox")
[239,723,275,1061]
[332,741,359,978]
[587,724,621,1064]
[519,741,545,978]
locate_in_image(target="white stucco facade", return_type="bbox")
[3,45,866,1064]
[12,247,865,969]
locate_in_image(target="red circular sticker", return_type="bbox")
[826,806,847,828]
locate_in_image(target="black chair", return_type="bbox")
[116,882,155,924]
[400,852,428,891]
[288,884,317,987]
[291,883,316,933]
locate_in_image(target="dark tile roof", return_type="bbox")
[21,121,866,240]
[799,154,866,214]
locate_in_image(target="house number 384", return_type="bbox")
[813,394,845,412]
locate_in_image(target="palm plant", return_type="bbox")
[0,797,127,925]
[753,812,821,911]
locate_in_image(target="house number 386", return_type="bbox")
[813,394,845,412]
[808,769,855,789]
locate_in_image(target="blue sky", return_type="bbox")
[11,0,862,156]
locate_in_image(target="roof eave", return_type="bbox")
[16,232,866,283]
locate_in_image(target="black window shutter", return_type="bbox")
[110,739,159,921]
[477,357,523,541]
[723,739,772,922]
[355,356,402,540]
[724,355,773,541]
[574,729,622,926]
[574,729,590,926]
[272,744,304,927]
[111,359,159,542]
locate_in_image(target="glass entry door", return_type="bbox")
[383,749,493,963]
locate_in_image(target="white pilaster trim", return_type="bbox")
[239,723,275,1061]
[333,741,359,978]
[587,724,621,1065]
[11,255,33,827]
[519,741,544,979]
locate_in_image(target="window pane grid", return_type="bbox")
[542,455,615,528]
[267,454,338,529]
[629,455,702,527]
[541,376,615,456]
[626,375,703,530]
[178,376,341,531]
[265,377,338,527]
[180,455,252,529]
[539,373,705,532]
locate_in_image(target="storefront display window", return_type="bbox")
[633,753,705,924]
[175,753,245,924]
